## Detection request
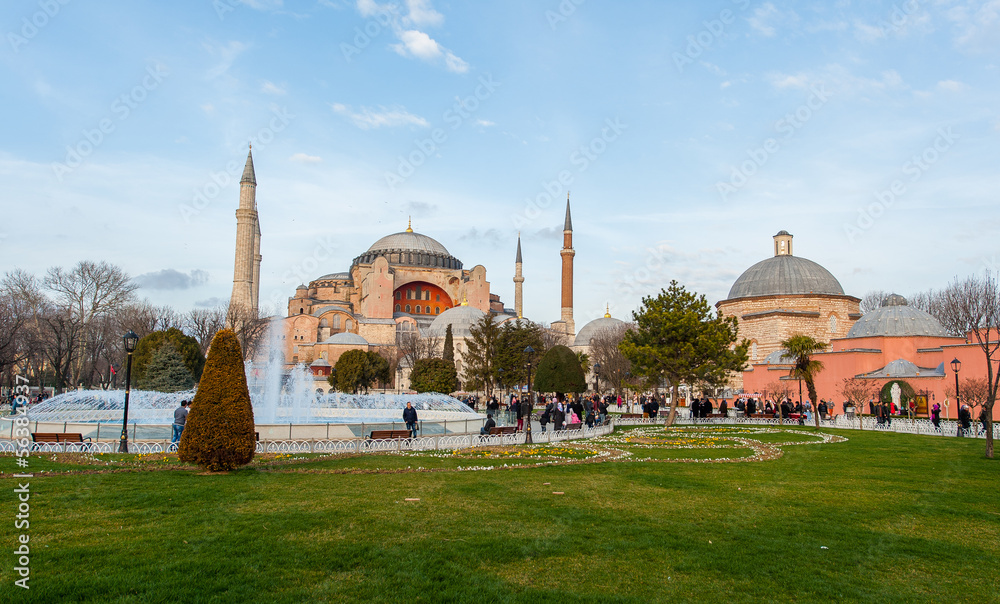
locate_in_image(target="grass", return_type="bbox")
[1,427,997,602]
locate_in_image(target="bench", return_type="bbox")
[368,430,413,440]
[489,426,517,435]
[564,422,582,431]
[31,432,91,443]
[706,413,727,418]
[620,413,643,419]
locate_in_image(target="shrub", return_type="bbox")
[134,327,205,384]
[178,329,255,471]
[410,358,459,394]
[534,345,586,395]
[140,342,194,392]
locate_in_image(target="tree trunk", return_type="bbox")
[665,383,679,427]
[986,402,994,459]
[807,379,820,429]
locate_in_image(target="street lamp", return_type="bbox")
[119,330,139,453]
[951,357,961,421]
[397,366,403,394]
[524,346,535,444]
[593,362,601,396]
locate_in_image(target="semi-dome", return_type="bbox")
[352,223,462,270]
[425,305,486,339]
[316,272,351,281]
[728,256,845,299]
[323,332,370,346]
[764,349,794,365]
[573,315,626,347]
[845,294,949,338]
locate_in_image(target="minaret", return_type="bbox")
[513,233,524,318]
[559,193,575,334]
[229,146,261,316]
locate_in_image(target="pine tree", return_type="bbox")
[534,345,586,396]
[141,342,194,392]
[443,324,454,362]
[178,329,256,471]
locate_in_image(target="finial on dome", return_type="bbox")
[604,303,611,318]
[406,216,413,233]
[461,294,468,306]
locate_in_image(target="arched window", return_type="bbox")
[751,342,758,361]
[395,304,401,312]
[435,307,441,314]
[830,315,838,334]
[425,306,431,313]
[332,315,341,329]
[299,308,303,314]
[405,304,411,313]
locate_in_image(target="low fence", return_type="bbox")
[0,423,615,455]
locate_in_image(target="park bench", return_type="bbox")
[31,433,92,450]
[564,422,582,431]
[489,426,517,435]
[368,430,413,440]
[706,413,727,418]
[31,432,91,444]
[620,413,643,419]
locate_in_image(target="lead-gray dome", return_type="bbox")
[727,255,845,299]
[425,305,486,338]
[352,229,462,269]
[845,294,949,338]
[323,332,369,345]
[574,316,626,347]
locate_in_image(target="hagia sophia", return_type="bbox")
[228,149,997,419]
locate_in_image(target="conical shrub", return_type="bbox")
[178,329,255,471]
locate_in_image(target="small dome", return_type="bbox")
[573,316,626,347]
[764,349,795,364]
[728,255,845,299]
[425,305,486,339]
[316,272,351,281]
[323,332,369,346]
[775,229,791,236]
[846,300,949,338]
[310,358,331,367]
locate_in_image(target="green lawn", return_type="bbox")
[1,427,997,602]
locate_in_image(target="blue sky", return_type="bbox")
[2,0,998,326]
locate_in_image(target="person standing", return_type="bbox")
[931,402,941,430]
[403,402,418,438]
[171,400,190,444]
[958,404,972,437]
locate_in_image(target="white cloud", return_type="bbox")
[747,2,800,38]
[204,40,248,80]
[403,0,443,27]
[937,79,968,92]
[392,29,442,60]
[260,80,286,95]
[289,153,322,163]
[331,103,430,129]
[474,119,495,127]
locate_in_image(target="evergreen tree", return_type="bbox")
[334,349,369,393]
[462,313,503,398]
[621,280,749,426]
[365,351,391,390]
[178,329,255,471]
[140,341,194,392]
[495,319,546,390]
[534,345,586,396]
[410,358,459,394]
[133,327,205,384]
[443,324,454,362]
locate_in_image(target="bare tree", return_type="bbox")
[940,271,1000,458]
[225,303,271,360]
[945,377,990,414]
[859,290,889,315]
[184,306,228,356]
[589,323,633,398]
[540,325,570,349]
[840,377,880,430]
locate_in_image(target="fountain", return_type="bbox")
[19,322,483,440]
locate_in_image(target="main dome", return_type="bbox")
[352,227,462,269]
[845,294,950,339]
[366,231,451,256]
[727,255,845,299]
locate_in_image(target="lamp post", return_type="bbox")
[397,366,403,394]
[119,330,139,453]
[593,362,601,396]
[524,346,534,444]
[951,357,961,422]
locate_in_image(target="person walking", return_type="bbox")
[403,402,418,438]
[958,404,972,437]
[171,400,190,444]
[931,402,941,430]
